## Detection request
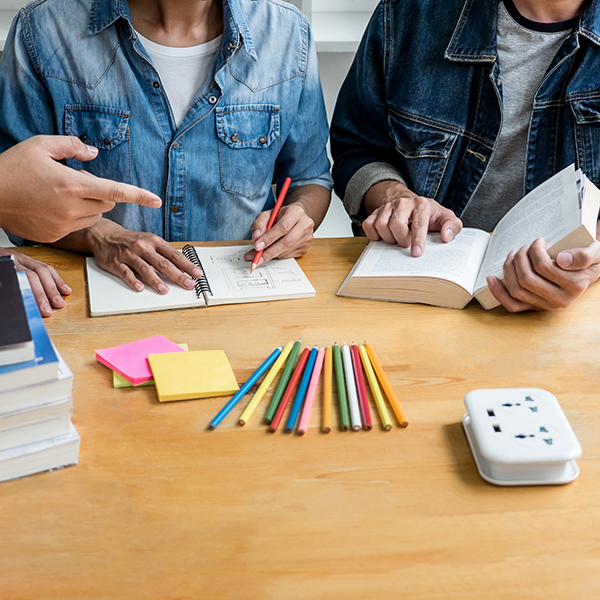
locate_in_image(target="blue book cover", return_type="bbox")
[0,272,59,393]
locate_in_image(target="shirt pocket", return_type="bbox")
[64,104,132,184]
[216,104,280,198]
[388,108,458,199]
[571,97,600,185]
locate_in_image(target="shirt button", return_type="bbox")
[171,206,180,213]
[103,137,112,145]
[231,133,239,142]
[153,81,160,88]
[258,136,267,144]
[79,134,88,143]
[208,95,218,104]
[172,141,180,150]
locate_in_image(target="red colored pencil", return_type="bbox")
[351,342,372,430]
[250,177,292,273]
[268,346,310,432]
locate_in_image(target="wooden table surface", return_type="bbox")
[2,238,600,599]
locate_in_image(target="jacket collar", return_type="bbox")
[88,0,257,59]
[445,0,600,63]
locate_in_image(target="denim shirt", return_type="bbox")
[330,0,600,225]
[0,0,332,243]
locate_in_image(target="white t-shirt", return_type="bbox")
[136,32,222,128]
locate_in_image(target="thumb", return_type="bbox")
[557,241,600,270]
[42,135,99,162]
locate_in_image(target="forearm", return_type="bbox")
[284,184,331,230]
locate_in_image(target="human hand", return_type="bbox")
[0,135,162,243]
[486,238,600,312]
[85,220,203,294]
[0,247,71,318]
[245,203,315,266]
[362,181,462,256]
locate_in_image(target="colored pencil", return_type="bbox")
[269,346,310,433]
[208,346,283,429]
[365,342,408,427]
[351,342,372,430]
[238,341,293,425]
[359,345,392,431]
[285,346,318,433]
[322,345,333,433]
[264,339,301,424]
[342,343,362,431]
[250,177,292,273]
[333,343,350,431]
[297,347,325,435]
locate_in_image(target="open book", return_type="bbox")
[337,165,600,309]
[86,244,315,317]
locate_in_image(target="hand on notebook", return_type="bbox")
[486,238,600,312]
[0,247,71,317]
[83,220,203,294]
[362,181,462,256]
[0,136,162,243]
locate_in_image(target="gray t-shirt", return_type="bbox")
[460,2,570,230]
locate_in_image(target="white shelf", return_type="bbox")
[312,11,371,53]
[0,10,17,51]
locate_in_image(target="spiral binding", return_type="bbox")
[182,244,212,298]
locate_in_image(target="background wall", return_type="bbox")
[0,0,373,245]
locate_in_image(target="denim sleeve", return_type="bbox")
[330,2,403,222]
[273,16,332,196]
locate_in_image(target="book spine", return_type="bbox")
[181,245,212,299]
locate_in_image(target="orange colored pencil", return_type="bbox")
[365,342,408,427]
[269,346,310,432]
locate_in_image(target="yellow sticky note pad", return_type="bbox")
[148,350,239,402]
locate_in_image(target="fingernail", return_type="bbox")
[134,282,144,292]
[54,295,66,306]
[487,277,495,289]
[157,283,168,294]
[184,278,195,289]
[411,245,422,257]
[191,268,203,278]
[86,145,98,156]
[63,285,72,294]
[557,252,573,268]
[42,303,52,314]
[255,241,266,251]
[252,230,262,240]
[446,230,455,242]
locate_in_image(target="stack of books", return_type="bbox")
[0,256,80,483]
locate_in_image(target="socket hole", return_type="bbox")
[493,424,501,432]
[487,409,495,417]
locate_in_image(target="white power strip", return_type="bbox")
[462,388,581,486]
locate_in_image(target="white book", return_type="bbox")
[0,423,80,484]
[86,244,316,317]
[338,165,600,309]
[0,350,73,415]
[0,397,72,431]
[0,411,71,452]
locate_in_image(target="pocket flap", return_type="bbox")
[64,104,131,150]
[571,98,600,125]
[216,104,280,149]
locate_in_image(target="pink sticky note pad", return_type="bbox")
[96,335,185,386]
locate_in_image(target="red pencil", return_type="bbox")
[351,342,372,430]
[269,346,310,432]
[250,177,292,273]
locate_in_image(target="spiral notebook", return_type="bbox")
[85,244,316,317]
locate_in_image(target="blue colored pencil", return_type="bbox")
[208,346,283,429]
[284,346,318,433]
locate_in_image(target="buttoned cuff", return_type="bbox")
[343,162,407,226]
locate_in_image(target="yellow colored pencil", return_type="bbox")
[239,341,294,425]
[365,342,408,427]
[359,345,392,431]
[322,345,333,433]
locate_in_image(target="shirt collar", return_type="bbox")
[87,0,257,59]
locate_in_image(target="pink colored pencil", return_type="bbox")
[351,342,372,430]
[297,347,325,435]
[269,346,310,433]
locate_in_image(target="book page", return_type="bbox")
[475,165,581,289]
[351,229,490,294]
[194,245,315,304]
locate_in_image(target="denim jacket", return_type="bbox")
[0,0,332,243]
[330,0,600,226]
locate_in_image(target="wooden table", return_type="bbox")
[2,238,600,599]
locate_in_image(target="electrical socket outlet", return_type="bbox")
[462,388,581,486]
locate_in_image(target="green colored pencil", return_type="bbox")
[333,343,350,431]
[264,339,301,424]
